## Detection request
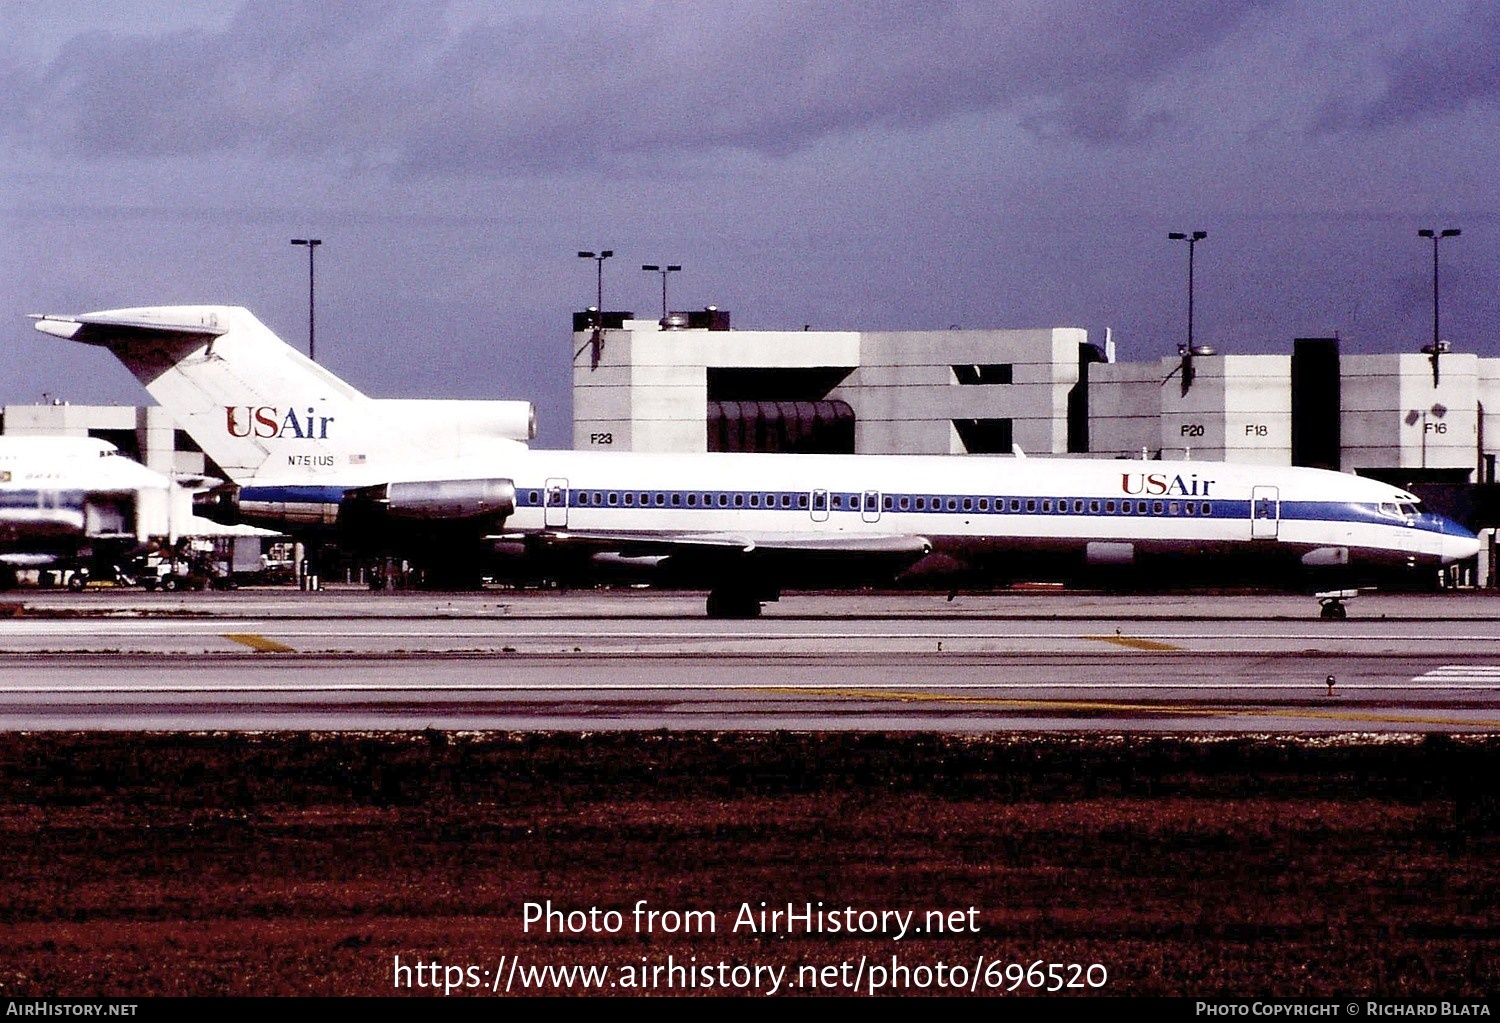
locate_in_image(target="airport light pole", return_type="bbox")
[1167,231,1207,351]
[577,250,613,329]
[1418,228,1460,350]
[642,263,681,318]
[290,238,322,362]
[578,249,613,369]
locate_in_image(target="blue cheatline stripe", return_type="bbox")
[240,485,348,503]
[1281,501,1466,536]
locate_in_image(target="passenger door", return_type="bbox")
[544,477,569,528]
[1251,485,1279,540]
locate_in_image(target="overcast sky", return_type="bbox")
[3,1,1497,443]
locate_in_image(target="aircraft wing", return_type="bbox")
[536,529,932,557]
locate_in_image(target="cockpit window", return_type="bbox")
[1379,501,1421,519]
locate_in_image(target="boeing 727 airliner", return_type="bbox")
[32,306,1480,616]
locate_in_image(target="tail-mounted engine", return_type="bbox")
[335,478,517,559]
[341,478,517,524]
[375,478,517,520]
[198,479,518,562]
[194,483,243,526]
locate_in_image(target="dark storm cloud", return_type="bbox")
[6,0,1279,172]
[1315,2,1500,131]
[10,1,437,159]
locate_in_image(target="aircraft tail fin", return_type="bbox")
[33,306,366,483]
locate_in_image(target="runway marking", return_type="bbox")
[222,634,295,653]
[1415,665,1500,683]
[1088,635,1183,651]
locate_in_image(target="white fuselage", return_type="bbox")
[241,447,1477,570]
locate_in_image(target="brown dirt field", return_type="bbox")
[0,732,1497,997]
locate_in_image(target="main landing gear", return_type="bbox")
[1316,588,1358,620]
[706,588,762,619]
[706,585,776,619]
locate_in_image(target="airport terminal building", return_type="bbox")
[571,310,1499,480]
[571,310,1095,458]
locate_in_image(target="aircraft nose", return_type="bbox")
[1440,520,1481,563]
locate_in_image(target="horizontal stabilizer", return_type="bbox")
[31,308,231,345]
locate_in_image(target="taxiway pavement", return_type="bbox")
[1,587,1496,731]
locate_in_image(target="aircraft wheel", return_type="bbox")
[706,589,762,619]
[1320,601,1347,620]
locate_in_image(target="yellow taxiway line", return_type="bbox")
[1087,635,1184,651]
[223,633,295,653]
[763,687,1500,728]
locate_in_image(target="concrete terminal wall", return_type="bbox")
[1157,354,1291,465]
[573,321,1084,456]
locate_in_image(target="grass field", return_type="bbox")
[2,732,1497,997]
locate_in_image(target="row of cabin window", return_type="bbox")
[892,495,1215,517]
[523,489,1214,518]
[568,490,811,509]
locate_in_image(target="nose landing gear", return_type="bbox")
[1316,588,1358,620]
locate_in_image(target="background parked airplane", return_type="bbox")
[0,436,181,589]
